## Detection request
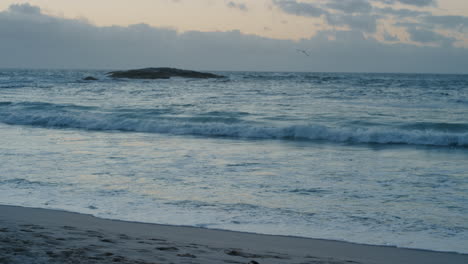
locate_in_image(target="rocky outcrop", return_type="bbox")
[83,76,98,81]
[107,68,223,79]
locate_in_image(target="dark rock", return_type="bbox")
[177,253,197,258]
[156,246,179,251]
[107,67,223,79]
[83,76,98,81]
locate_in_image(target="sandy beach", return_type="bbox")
[0,205,466,264]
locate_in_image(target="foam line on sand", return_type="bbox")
[0,204,467,264]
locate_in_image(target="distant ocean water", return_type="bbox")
[1,69,467,253]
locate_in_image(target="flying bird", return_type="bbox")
[296,49,310,57]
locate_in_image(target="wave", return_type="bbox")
[0,84,54,89]
[1,101,467,147]
[399,122,468,132]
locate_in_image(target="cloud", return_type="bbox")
[326,0,373,14]
[272,0,466,46]
[273,0,327,17]
[407,27,455,46]
[396,0,436,7]
[383,31,399,41]
[227,1,248,12]
[423,15,468,31]
[375,7,429,18]
[374,0,437,7]
[274,0,377,32]
[326,13,379,33]
[8,3,41,14]
[0,4,467,73]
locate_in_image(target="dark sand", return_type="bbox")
[0,205,466,264]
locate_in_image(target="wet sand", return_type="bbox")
[0,204,466,264]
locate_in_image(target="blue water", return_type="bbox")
[1,69,467,253]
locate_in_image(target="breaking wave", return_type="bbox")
[1,101,467,147]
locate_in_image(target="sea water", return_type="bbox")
[0,69,467,253]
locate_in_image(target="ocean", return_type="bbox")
[0,69,467,253]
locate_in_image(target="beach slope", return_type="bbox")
[0,205,466,264]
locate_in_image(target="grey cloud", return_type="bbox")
[227,1,248,11]
[326,13,379,33]
[423,15,468,30]
[273,0,377,33]
[273,0,327,17]
[374,0,437,7]
[299,30,467,74]
[397,0,436,7]
[407,27,455,46]
[326,0,373,14]
[396,21,459,47]
[384,31,399,41]
[0,4,467,73]
[375,7,429,18]
[8,3,41,14]
[273,0,455,38]
[394,21,418,28]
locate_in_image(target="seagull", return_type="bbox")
[296,49,310,57]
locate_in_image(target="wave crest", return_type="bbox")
[1,101,467,147]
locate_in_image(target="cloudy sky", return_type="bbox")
[1,0,467,73]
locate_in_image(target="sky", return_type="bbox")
[1,0,468,73]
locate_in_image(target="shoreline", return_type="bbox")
[1,203,464,255]
[1,205,467,264]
